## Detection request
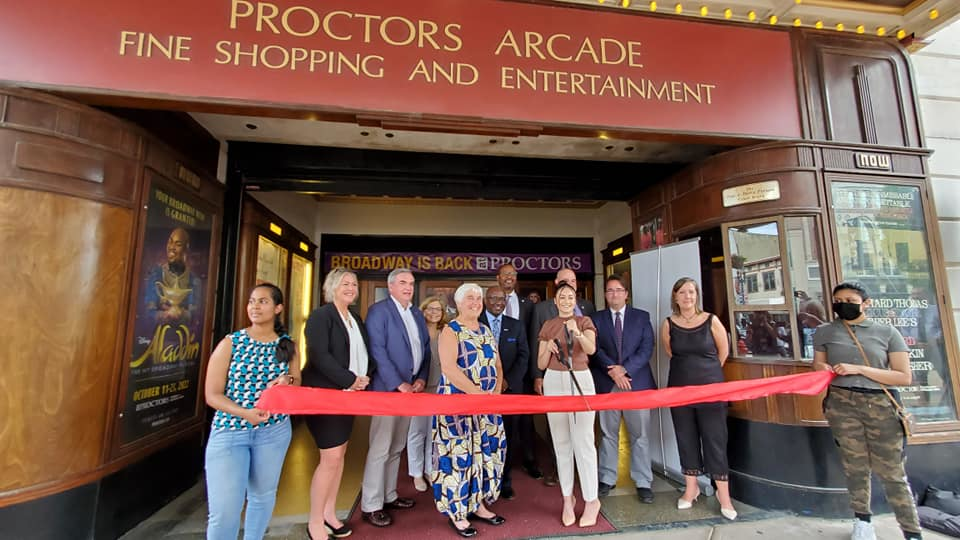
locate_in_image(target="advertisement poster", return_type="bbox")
[121,183,212,444]
[833,182,956,423]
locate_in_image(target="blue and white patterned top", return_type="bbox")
[212,329,290,430]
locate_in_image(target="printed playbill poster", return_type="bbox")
[121,183,213,444]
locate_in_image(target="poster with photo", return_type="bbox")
[120,182,213,444]
[638,215,666,251]
[832,182,956,423]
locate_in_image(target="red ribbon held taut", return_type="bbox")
[256,371,833,416]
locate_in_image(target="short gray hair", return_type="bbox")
[454,283,483,305]
[322,267,356,303]
[388,268,413,284]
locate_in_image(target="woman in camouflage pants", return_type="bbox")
[813,282,921,540]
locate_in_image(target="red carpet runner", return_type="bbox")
[258,371,833,415]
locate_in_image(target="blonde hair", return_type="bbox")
[419,295,447,330]
[322,267,357,303]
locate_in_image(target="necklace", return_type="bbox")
[679,311,700,323]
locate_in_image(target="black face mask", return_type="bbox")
[832,301,862,321]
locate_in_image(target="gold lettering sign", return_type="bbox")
[722,180,781,208]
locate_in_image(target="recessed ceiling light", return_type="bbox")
[512,140,520,145]
[624,146,635,151]
[385,133,394,138]
[360,131,370,136]
[489,139,498,144]
[245,123,258,130]
[605,145,614,150]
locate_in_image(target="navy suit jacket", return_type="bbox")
[480,312,529,394]
[365,297,431,392]
[589,306,656,393]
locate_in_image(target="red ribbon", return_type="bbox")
[256,371,833,416]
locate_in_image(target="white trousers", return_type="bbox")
[406,414,433,478]
[544,369,598,501]
[598,387,653,488]
[360,415,411,512]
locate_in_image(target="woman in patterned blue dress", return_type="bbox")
[432,283,507,538]
[203,283,301,540]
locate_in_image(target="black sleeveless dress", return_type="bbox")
[667,315,724,391]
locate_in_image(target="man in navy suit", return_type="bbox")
[480,285,529,500]
[360,268,431,527]
[589,275,656,504]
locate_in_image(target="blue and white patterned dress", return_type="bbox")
[211,329,290,430]
[431,320,506,520]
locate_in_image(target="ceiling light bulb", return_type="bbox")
[769,15,778,24]
[815,20,823,29]
[793,18,802,26]
[877,26,886,36]
[724,8,732,19]
[675,3,683,14]
[748,10,756,21]
[836,23,844,31]
[856,25,865,34]
[930,9,939,20]
[897,29,907,39]
[700,5,707,16]
[649,0,657,11]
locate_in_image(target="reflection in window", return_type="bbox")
[734,311,792,358]
[832,182,957,423]
[729,222,785,305]
[785,217,828,360]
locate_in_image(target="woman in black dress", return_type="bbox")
[303,268,372,539]
[659,277,736,521]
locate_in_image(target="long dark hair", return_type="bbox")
[252,283,295,365]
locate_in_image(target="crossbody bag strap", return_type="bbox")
[841,322,906,415]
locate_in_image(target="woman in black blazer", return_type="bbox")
[303,267,373,540]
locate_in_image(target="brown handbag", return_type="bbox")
[841,322,916,436]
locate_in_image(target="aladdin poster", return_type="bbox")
[121,183,212,444]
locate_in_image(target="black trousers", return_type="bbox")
[670,403,729,481]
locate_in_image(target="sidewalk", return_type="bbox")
[580,514,951,540]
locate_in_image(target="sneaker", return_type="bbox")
[851,520,876,540]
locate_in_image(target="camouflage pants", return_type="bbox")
[824,386,920,534]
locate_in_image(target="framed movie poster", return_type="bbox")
[119,173,218,446]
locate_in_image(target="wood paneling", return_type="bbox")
[795,30,922,147]
[0,187,133,492]
[724,360,827,425]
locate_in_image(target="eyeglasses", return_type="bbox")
[606,288,627,294]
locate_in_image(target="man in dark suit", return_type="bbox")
[360,268,431,527]
[527,267,596,485]
[589,275,656,504]
[497,263,534,326]
[480,285,529,500]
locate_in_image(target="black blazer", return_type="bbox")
[511,292,535,327]
[480,312,530,394]
[302,303,373,390]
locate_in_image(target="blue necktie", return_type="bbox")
[615,311,623,363]
[492,317,501,342]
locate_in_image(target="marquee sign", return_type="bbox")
[0,0,801,138]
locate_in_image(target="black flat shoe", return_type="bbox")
[448,518,478,537]
[325,520,352,538]
[468,512,506,526]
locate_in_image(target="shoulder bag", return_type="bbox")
[842,322,916,436]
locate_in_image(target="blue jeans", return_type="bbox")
[205,419,292,540]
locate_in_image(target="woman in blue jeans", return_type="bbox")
[204,283,301,540]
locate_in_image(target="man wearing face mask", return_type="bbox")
[812,282,921,540]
